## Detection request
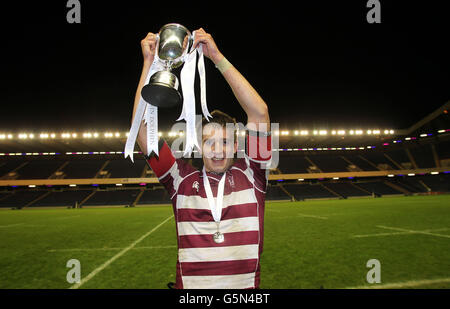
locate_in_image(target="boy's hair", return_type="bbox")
[198,110,239,142]
[202,110,236,129]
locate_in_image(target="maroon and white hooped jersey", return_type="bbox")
[146,130,272,289]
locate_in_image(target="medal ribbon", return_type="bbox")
[202,166,226,224]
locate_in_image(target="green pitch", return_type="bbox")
[0,195,449,289]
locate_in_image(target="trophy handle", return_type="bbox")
[154,33,161,60]
[186,34,196,55]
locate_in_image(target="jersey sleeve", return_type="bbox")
[145,139,178,198]
[146,139,176,178]
[244,128,272,192]
[145,139,196,199]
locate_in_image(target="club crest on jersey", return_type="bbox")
[228,175,235,188]
[192,181,199,193]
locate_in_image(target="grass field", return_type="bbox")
[0,195,449,289]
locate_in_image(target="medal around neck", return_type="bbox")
[203,167,227,244]
[141,23,193,108]
[213,231,225,244]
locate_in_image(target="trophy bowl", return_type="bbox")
[158,23,192,68]
[141,23,192,108]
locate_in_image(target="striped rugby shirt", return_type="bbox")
[146,129,271,289]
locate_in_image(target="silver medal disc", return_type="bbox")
[213,231,225,244]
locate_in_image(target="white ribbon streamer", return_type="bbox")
[124,97,146,163]
[145,104,158,157]
[178,32,201,157]
[197,45,212,122]
[124,57,163,162]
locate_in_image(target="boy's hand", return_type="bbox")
[192,28,224,65]
[141,32,157,65]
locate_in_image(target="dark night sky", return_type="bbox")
[1,1,449,132]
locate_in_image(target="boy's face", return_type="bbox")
[202,123,237,173]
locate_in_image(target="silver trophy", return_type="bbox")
[141,23,193,108]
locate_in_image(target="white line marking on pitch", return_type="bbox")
[376,225,450,239]
[49,245,176,252]
[52,215,81,220]
[69,215,174,289]
[132,245,176,250]
[297,213,328,220]
[346,277,450,289]
[276,213,328,220]
[0,223,25,228]
[352,227,450,239]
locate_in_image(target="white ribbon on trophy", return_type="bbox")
[197,44,212,122]
[124,55,164,162]
[177,31,212,157]
[125,28,212,162]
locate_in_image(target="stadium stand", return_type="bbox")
[137,187,171,204]
[265,184,291,201]
[0,161,27,179]
[391,178,429,193]
[277,154,311,173]
[322,182,370,198]
[61,160,106,178]
[31,190,93,207]
[282,183,338,200]
[342,154,377,171]
[83,189,141,206]
[0,102,448,207]
[0,190,47,208]
[360,152,396,170]
[409,144,436,168]
[436,139,450,159]
[16,160,66,180]
[385,149,412,169]
[421,174,450,192]
[353,181,402,196]
[307,155,349,172]
[102,159,147,178]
